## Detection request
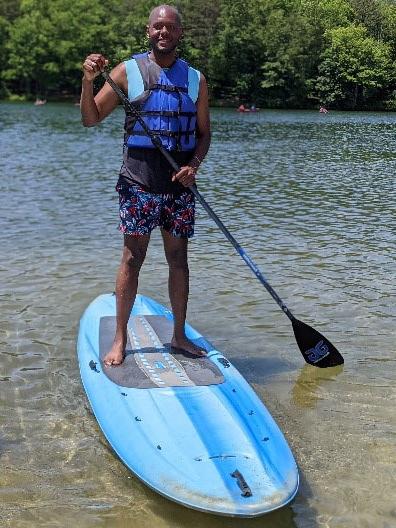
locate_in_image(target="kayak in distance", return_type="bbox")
[77,293,299,517]
[237,104,259,113]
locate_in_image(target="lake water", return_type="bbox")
[0,103,395,528]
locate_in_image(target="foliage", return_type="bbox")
[0,15,10,97]
[315,25,393,108]
[1,0,396,108]
[349,0,384,39]
[301,0,354,30]
[4,0,118,96]
[0,0,21,20]
[208,0,265,102]
[257,2,317,107]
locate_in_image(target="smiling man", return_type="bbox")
[80,4,211,367]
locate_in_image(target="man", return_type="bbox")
[80,4,211,366]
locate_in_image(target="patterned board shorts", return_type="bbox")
[117,183,195,238]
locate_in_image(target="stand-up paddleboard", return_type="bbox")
[77,293,299,517]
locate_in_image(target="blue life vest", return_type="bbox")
[125,53,197,152]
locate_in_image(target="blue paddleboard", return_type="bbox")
[77,293,299,516]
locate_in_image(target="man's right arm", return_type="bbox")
[80,54,127,127]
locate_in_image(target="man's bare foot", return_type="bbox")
[103,339,126,367]
[171,336,207,357]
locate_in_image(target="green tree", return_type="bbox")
[300,0,353,30]
[209,0,319,107]
[0,0,21,19]
[1,0,396,108]
[208,0,265,102]
[315,25,393,108]
[349,0,384,39]
[5,0,119,97]
[259,3,317,107]
[379,0,396,55]
[0,16,10,97]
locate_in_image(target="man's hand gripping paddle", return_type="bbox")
[102,69,344,368]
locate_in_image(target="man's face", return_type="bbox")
[147,8,183,55]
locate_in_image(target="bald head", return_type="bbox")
[148,5,182,27]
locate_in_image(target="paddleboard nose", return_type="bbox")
[157,452,298,516]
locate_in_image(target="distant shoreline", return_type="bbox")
[0,97,394,112]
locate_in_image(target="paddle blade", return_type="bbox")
[291,318,344,368]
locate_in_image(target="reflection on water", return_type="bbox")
[291,364,344,409]
[0,104,395,528]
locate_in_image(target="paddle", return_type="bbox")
[102,70,344,368]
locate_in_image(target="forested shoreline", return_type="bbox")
[1,0,396,109]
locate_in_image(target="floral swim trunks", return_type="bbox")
[117,183,195,238]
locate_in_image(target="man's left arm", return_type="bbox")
[172,73,211,187]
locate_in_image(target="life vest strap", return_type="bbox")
[127,110,196,118]
[130,129,195,138]
[151,83,188,93]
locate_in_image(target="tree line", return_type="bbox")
[1,0,396,109]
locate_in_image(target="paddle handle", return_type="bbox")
[102,70,295,320]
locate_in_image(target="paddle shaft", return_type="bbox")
[102,70,295,321]
[187,191,295,321]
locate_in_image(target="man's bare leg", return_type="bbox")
[161,229,206,356]
[103,234,150,367]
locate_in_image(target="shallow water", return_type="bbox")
[0,103,395,528]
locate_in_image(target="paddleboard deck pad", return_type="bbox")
[99,315,224,388]
[78,294,299,517]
